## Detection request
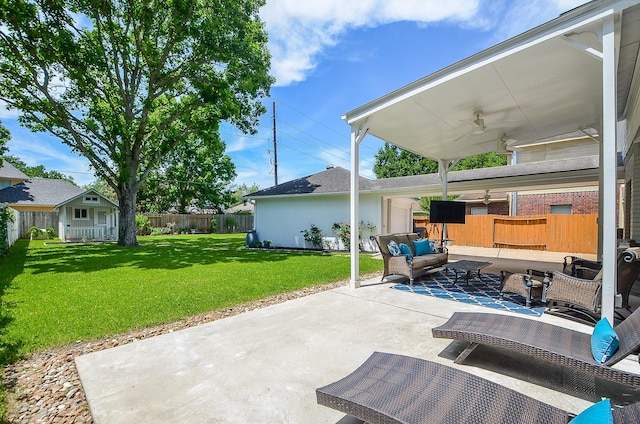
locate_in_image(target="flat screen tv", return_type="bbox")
[429,200,466,224]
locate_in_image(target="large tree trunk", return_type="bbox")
[117,183,139,246]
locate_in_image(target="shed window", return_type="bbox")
[550,204,572,214]
[74,208,88,219]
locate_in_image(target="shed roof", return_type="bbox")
[0,178,85,206]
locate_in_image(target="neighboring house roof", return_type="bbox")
[225,202,254,214]
[247,166,372,197]
[247,155,624,199]
[0,178,85,207]
[0,161,29,180]
[56,189,119,209]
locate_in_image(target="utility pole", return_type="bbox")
[272,101,278,186]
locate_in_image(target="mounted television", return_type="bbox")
[429,200,466,224]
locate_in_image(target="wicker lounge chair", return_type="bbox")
[316,351,640,424]
[432,306,640,389]
[542,247,640,321]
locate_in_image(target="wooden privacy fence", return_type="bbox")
[144,213,253,234]
[17,211,58,239]
[416,214,598,254]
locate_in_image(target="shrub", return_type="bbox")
[224,217,236,233]
[0,206,15,255]
[301,224,324,250]
[45,227,56,239]
[135,214,151,235]
[27,226,43,240]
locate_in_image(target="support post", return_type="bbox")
[600,14,617,323]
[350,121,369,289]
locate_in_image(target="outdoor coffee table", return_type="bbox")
[444,260,492,285]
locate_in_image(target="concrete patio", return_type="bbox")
[75,248,638,423]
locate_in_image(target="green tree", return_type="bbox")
[2,155,75,184]
[373,143,438,178]
[373,144,507,178]
[0,0,273,246]
[137,135,236,213]
[0,123,8,161]
[230,182,261,206]
[83,179,117,202]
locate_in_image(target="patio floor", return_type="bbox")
[75,247,637,423]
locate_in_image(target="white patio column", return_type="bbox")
[438,159,452,245]
[350,121,369,289]
[600,14,617,322]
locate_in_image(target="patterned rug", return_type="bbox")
[392,270,546,317]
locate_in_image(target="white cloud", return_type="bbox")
[261,0,480,86]
[261,0,589,86]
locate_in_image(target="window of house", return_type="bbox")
[0,180,10,189]
[74,208,89,219]
[470,206,488,215]
[83,195,99,203]
[550,204,572,214]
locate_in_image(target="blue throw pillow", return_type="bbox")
[591,318,619,364]
[398,243,413,260]
[412,239,431,256]
[428,239,439,253]
[569,398,612,424]
[387,240,401,256]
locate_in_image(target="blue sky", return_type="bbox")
[2,0,586,189]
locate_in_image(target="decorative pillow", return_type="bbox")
[398,243,413,260]
[591,318,619,364]
[569,398,612,424]
[387,240,401,256]
[428,239,439,253]
[412,239,431,256]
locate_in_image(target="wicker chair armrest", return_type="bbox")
[573,266,599,280]
[543,271,601,313]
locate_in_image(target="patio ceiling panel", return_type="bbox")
[344,13,613,163]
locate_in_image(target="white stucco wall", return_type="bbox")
[252,193,382,251]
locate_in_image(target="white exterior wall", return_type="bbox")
[253,193,382,251]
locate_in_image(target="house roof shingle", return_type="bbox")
[0,161,29,180]
[0,178,85,206]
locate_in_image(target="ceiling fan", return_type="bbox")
[461,109,519,136]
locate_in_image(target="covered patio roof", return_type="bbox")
[343,1,640,160]
[344,0,640,324]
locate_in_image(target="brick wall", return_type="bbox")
[516,192,599,215]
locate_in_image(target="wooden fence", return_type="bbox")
[145,213,253,234]
[415,214,598,254]
[17,211,58,239]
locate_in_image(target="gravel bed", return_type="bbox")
[3,275,381,423]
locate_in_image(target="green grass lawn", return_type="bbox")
[0,234,382,364]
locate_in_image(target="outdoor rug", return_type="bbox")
[392,271,546,317]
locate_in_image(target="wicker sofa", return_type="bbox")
[372,233,448,287]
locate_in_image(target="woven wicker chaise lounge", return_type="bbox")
[316,351,640,423]
[432,306,640,389]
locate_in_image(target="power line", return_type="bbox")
[272,97,381,154]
